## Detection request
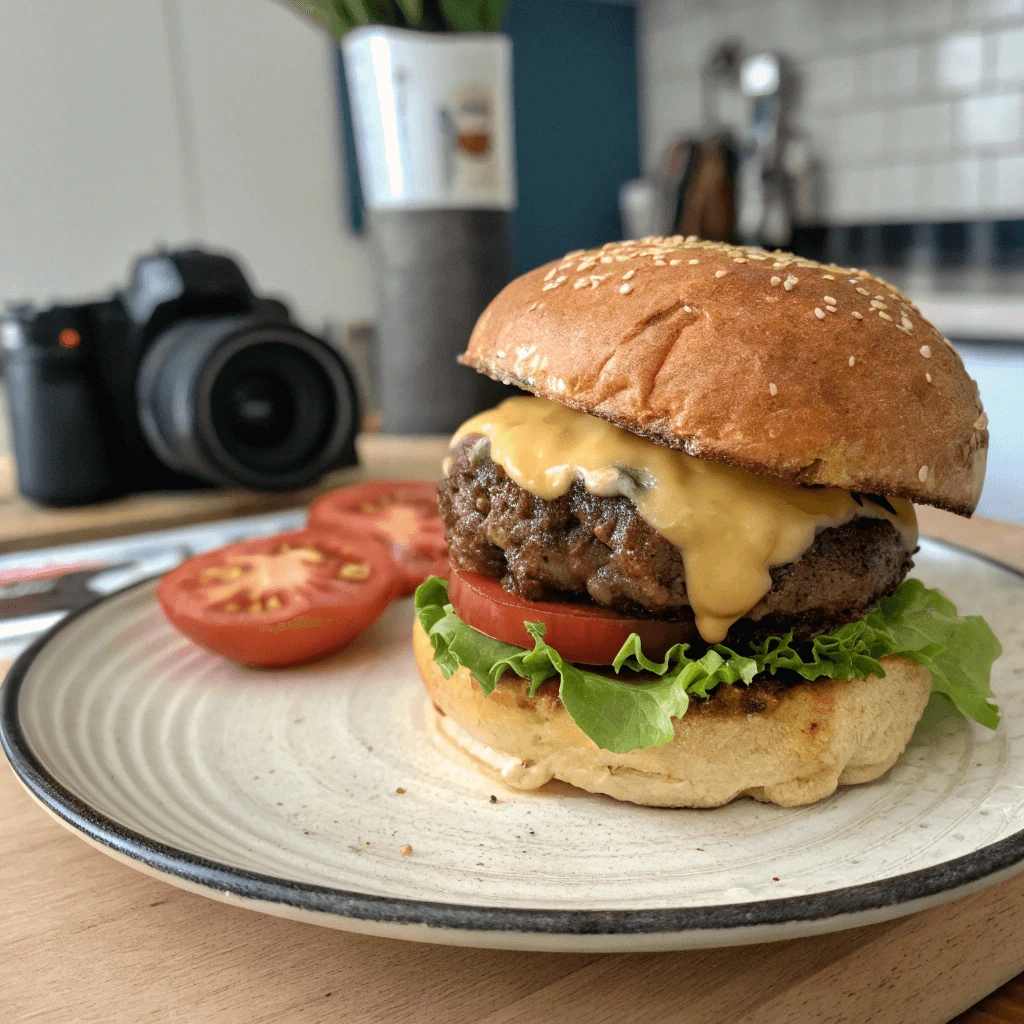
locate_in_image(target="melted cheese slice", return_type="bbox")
[450,397,917,644]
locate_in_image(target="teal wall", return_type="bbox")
[504,0,640,273]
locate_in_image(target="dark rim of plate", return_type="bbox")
[1,539,1021,938]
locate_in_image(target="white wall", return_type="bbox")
[0,0,373,328]
[641,0,1024,224]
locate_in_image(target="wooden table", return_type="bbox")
[2,438,1023,1023]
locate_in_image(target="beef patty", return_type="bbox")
[439,434,914,646]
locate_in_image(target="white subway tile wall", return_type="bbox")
[935,34,986,92]
[641,0,1024,223]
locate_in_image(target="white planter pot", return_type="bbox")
[341,28,518,433]
[342,27,516,213]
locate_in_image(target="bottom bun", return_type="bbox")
[413,620,932,808]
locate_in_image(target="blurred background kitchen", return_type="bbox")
[0,0,1020,524]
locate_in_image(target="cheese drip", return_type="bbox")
[450,397,918,644]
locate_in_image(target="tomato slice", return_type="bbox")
[308,481,448,596]
[157,529,399,667]
[448,570,694,666]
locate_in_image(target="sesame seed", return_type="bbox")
[654,259,666,265]
[926,372,933,383]
[770,276,781,286]
[822,273,836,280]
[670,259,681,265]
[918,466,928,483]
[600,256,613,264]
[852,311,863,319]
[826,305,837,313]
[870,299,887,310]
[564,249,585,259]
[902,315,913,330]
[814,307,826,319]
[878,311,893,321]
[920,345,932,358]
[733,257,747,263]
[543,267,557,282]
[683,305,693,312]
[622,269,636,280]
[783,275,798,290]
[823,295,836,305]
[573,277,588,289]
[769,382,778,396]
[528,302,538,311]
[849,356,856,367]
[715,269,727,278]
[619,283,634,294]
[856,287,870,296]
[689,258,699,265]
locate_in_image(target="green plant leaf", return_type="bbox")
[415,576,1002,753]
[394,0,424,25]
[439,0,506,31]
[338,0,374,24]
[285,0,355,37]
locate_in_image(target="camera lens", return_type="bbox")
[137,316,358,490]
[221,370,296,448]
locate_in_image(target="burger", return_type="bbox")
[413,237,1001,808]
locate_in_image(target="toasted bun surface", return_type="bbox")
[461,238,987,515]
[414,619,932,808]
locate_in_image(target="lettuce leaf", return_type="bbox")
[414,576,1001,753]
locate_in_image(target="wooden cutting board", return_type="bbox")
[1,437,1022,1023]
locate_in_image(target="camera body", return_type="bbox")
[2,250,359,505]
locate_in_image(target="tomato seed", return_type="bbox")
[202,565,242,581]
[265,595,282,611]
[340,563,370,581]
[249,600,264,614]
[224,603,239,613]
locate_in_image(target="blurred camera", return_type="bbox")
[2,249,360,505]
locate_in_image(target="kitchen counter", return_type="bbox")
[880,269,1024,343]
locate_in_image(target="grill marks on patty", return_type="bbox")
[439,434,914,646]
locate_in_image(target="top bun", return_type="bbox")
[460,237,988,515]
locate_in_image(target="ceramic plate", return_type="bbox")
[3,539,1024,952]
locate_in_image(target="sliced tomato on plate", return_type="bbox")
[308,481,447,596]
[448,569,693,666]
[157,529,399,667]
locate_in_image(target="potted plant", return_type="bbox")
[283,0,515,434]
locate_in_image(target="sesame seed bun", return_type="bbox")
[414,618,933,809]
[460,238,988,515]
